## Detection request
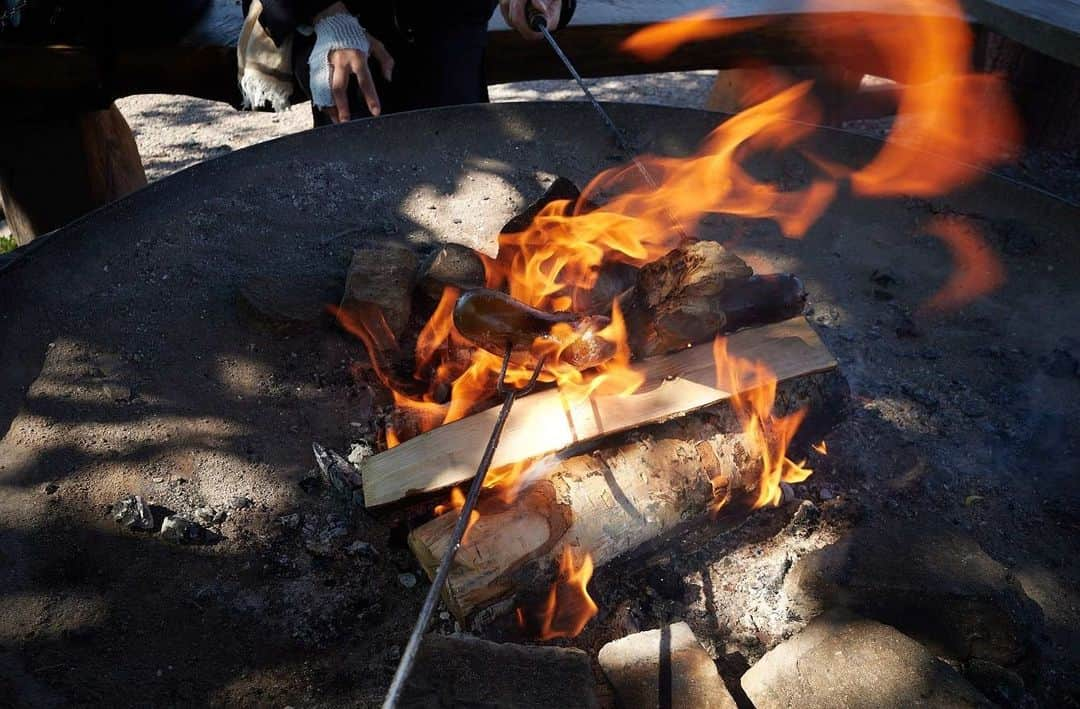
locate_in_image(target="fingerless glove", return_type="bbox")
[308,12,370,108]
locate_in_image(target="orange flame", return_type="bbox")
[434,487,480,543]
[919,216,1006,313]
[334,0,1018,619]
[713,337,812,510]
[620,9,766,62]
[516,547,598,640]
[812,440,828,456]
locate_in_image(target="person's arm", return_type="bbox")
[254,0,337,46]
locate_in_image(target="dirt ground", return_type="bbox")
[1,81,1079,708]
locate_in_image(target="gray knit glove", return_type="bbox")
[308,13,371,108]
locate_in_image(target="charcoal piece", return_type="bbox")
[500,176,581,234]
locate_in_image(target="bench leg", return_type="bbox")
[0,102,147,244]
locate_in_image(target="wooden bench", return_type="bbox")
[1,0,1076,242]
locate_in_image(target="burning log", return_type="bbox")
[408,364,849,619]
[359,317,834,508]
[628,240,806,357]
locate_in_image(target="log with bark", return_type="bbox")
[408,363,849,619]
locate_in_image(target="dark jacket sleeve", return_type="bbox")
[247,0,338,46]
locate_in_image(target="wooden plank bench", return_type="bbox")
[1,0,1075,242]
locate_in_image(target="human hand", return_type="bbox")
[500,0,562,40]
[323,39,394,123]
[309,6,395,123]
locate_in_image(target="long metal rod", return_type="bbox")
[382,349,546,709]
[536,23,691,241]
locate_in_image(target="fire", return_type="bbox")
[919,217,1005,313]
[333,0,1018,640]
[713,337,812,510]
[434,487,479,542]
[812,440,828,456]
[515,547,598,640]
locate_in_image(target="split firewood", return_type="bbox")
[408,365,849,619]
[339,241,418,340]
[360,317,835,508]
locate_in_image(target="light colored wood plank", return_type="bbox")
[362,317,835,507]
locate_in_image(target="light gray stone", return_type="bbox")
[598,622,737,709]
[742,610,992,709]
[784,516,1043,667]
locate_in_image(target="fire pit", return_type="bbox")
[1,99,1078,706]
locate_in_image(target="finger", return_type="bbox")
[511,0,533,37]
[331,62,350,123]
[370,38,395,82]
[546,0,561,31]
[357,63,381,117]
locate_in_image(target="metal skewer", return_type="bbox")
[382,346,547,709]
[530,12,692,242]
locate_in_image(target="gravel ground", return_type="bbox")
[114,72,719,182]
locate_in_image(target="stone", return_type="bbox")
[278,513,302,531]
[598,622,737,709]
[400,633,598,708]
[228,496,252,510]
[742,610,991,708]
[964,659,1029,706]
[112,495,155,531]
[194,506,227,525]
[159,515,214,544]
[339,241,418,339]
[346,541,378,561]
[398,573,417,589]
[237,272,341,331]
[417,243,487,300]
[43,483,59,495]
[784,515,1043,667]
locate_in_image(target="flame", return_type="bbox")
[713,337,812,510]
[434,487,480,542]
[332,0,1018,626]
[621,9,766,62]
[920,217,1005,313]
[812,440,828,456]
[516,547,598,640]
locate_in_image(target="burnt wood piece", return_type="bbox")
[500,177,581,234]
[629,240,755,357]
[361,317,835,508]
[0,103,146,243]
[399,633,599,709]
[409,366,850,619]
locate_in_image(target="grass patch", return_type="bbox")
[0,234,16,253]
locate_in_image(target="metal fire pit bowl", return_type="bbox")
[0,102,1077,705]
